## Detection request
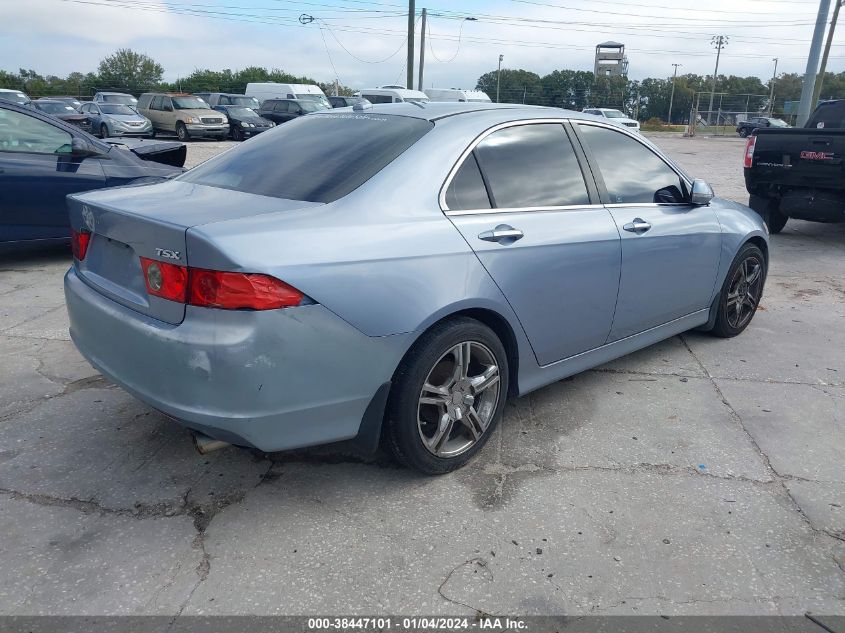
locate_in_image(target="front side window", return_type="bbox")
[180,113,433,203]
[0,108,73,154]
[472,123,590,209]
[578,124,686,204]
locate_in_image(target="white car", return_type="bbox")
[583,108,640,132]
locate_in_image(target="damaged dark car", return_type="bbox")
[0,101,186,247]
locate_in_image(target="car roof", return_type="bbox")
[325,102,594,123]
[96,91,132,96]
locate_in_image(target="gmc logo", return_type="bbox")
[800,151,834,160]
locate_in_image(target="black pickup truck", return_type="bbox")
[744,100,845,233]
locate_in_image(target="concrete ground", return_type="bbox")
[0,133,842,617]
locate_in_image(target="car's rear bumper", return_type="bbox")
[64,268,410,451]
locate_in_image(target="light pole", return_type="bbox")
[406,0,415,90]
[707,35,728,125]
[812,0,843,107]
[797,0,831,126]
[667,63,682,124]
[496,54,503,103]
[768,58,778,115]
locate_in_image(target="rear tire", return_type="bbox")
[385,317,509,474]
[749,194,788,234]
[176,122,190,142]
[710,243,767,338]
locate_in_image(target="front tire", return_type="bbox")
[231,126,244,141]
[749,194,788,234]
[385,317,509,474]
[739,128,748,138]
[176,122,190,142]
[711,243,767,338]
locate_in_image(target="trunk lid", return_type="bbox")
[68,180,322,324]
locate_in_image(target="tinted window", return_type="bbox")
[473,124,590,208]
[363,94,393,104]
[445,153,491,210]
[274,101,290,112]
[806,102,845,129]
[0,108,73,154]
[578,124,686,204]
[137,94,153,109]
[181,113,433,203]
[150,96,163,110]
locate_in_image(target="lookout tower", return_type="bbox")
[594,42,627,77]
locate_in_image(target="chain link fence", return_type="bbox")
[687,92,775,137]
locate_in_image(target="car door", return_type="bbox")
[263,101,284,123]
[573,121,722,341]
[277,101,297,122]
[146,96,164,129]
[0,107,105,242]
[444,121,622,366]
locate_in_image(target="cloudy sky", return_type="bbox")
[1,0,842,89]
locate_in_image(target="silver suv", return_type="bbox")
[137,93,228,141]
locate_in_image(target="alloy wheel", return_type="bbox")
[726,255,764,329]
[417,341,501,458]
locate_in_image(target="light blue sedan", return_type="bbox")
[79,101,153,138]
[64,103,768,474]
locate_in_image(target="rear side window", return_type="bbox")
[578,124,686,204]
[180,113,433,203]
[445,153,491,210]
[807,102,845,129]
[472,123,590,209]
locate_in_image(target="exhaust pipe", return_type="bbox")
[192,432,231,455]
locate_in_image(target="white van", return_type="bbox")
[354,88,430,104]
[245,83,330,108]
[424,89,491,103]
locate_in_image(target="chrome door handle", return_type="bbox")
[623,218,652,234]
[478,225,524,243]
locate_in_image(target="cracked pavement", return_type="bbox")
[0,133,842,617]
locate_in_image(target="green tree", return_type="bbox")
[97,49,164,92]
[476,68,543,104]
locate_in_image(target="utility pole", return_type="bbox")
[496,54,504,103]
[668,63,682,124]
[406,0,415,90]
[797,0,831,126]
[812,0,842,107]
[707,35,728,125]
[768,58,778,115]
[417,8,426,91]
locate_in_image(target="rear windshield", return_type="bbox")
[103,94,137,104]
[180,113,433,203]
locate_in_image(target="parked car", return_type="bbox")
[79,101,154,138]
[93,92,138,108]
[354,88,430,104]
[195,92,260,109]
[424,88,491,103]
[583,107,640,132]
[736,116,789,138]
[0,101,184,247]
[328,95,362,108]
[137,92,229,141]
[0,88,31,107]
[33,99,93,133]
[212,105,274,141]
[256,98,327,125]
[744,100,845,232]
[245,82,330,108]
[46,96,84,110]
[64,103,767,474]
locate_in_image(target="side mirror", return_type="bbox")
[70,137,107,158]
[690,179,714,206]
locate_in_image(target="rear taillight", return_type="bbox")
[743,135,756,168]
[189,269,304,310]
[139,257,304,311]
[140,257,189,303]
[71,229,91,260]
